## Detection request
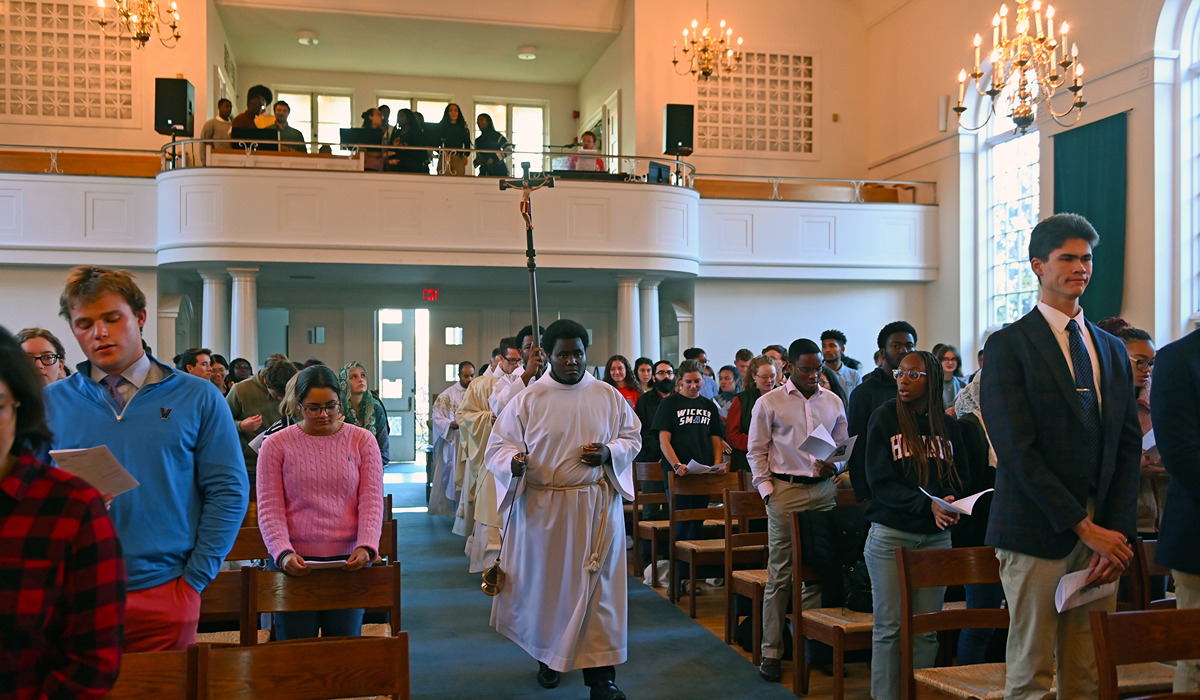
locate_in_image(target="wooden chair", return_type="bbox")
[722,489,770,663]
[1137,539,1176,610]
[790,506,873,700]
[196,569,270,644]
[897,545,1010,700]
[384,492,394,521]
[631,461,670,588]
[107,647,195,699]
[225,526,269,561]
[1092,608,1200,700]
[377,517,399,565]
[196,633,411,700]
[241,500,257,527]
[242,562,402,645]
[667,471,758,617]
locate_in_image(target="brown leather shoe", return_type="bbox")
[759,657,782,683]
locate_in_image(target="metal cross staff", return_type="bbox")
[482,161,555,597]
[498,161,555,340]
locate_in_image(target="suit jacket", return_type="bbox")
[982,307,1141,559]
[1152,329,1200,574]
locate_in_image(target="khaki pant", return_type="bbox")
[997,540,1116,700]
[1173,569,1200,691]
[760,477,836,660]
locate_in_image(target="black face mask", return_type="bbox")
[655,377,675,394]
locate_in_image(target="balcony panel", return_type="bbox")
[155,169,701,274]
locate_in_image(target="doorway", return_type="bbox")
[377,309,429,465]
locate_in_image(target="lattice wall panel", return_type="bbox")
[0,1,134,122]
[696,52,815,155]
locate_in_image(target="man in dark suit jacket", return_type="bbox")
[1151,327,1200,691]
[982,213,1141,700]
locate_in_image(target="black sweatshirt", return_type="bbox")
[864,398,974,534]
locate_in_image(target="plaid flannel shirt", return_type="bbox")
[1,450,125,700]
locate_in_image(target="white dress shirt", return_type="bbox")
[747,381,848,498]
[1036,301,1103,412]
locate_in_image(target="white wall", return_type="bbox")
[579,1,636,154]
[0,265,159,363]
[235,65,580,147]
[692,278,929,371]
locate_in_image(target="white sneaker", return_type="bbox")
[625,536,634,550]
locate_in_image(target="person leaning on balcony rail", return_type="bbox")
[196,97,233,165]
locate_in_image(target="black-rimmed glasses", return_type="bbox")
[1133,359,1155,372]
[301,402,341,417]
[29,353,62,367]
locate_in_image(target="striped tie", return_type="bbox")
[102,374,127,411]
[1066,320,1101,470]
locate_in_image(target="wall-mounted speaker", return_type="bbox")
[663,103,694,157]
[155,77,194,137]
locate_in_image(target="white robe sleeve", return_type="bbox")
[489,373,526,416]
[430,389,455,446]
[486,399,527,514]
[602,393,642,501]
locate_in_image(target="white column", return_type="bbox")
[639,278,661,360]
[228,267,259,366]
[156,295,182,365]
[199,269,229,358]
[616,276,642,361]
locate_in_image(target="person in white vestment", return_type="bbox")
[486,319,641,700]
[429,361,474,517]
[489,324,545,417]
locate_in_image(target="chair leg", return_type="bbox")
[796,625,810,695]
[632,532,643,578]
[669,554,677,604]
[833,633,845,700]
[725,590,734,646]
[688,560,698,618]
[751,593,762,666]
[650,538,659,588]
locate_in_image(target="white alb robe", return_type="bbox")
[488,371,525,416]
[486,371,641,671]
[429,381,467,517]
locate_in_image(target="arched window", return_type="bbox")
[980,89,1041,327]
[1183,4,1200,320]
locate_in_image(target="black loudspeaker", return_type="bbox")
[663,103,694,156]
[155,77,194,137]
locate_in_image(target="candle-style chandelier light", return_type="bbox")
[95,0,181,49]
[672,0,744,81]
[954,0,1084,133]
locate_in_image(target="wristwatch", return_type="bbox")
[673,463,684,473]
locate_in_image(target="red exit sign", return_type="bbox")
[422,288,439,302]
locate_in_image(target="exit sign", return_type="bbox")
[422,288,439,302]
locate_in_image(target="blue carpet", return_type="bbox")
[395,483,798,700]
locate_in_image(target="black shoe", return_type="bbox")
[537,662,560,689]
[758,657,782,683]
[589,680,626,700]
[811,661,847,678]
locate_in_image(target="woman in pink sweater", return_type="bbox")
[257,364,384,640]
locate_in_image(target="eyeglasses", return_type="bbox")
[1133,359,1155,372]
[892,369,928,381]
[792,364,825,376]
[654,370,674,377]
[301,402,341,416]
[29,353,62,367]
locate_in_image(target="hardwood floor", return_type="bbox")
[645,577,874,699]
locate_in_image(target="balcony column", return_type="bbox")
[228,267,259,366]
[616,276,642,361]
[199,269,229,358]
[639,277,661,361]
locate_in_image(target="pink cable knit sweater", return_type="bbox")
[257,423,384,564]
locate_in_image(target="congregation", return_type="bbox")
[4,211,1200,700]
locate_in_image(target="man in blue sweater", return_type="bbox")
[44,266,248,652]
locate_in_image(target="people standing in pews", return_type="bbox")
[16,327,71,386]
[338,361,390,468]
[256,365,383,641]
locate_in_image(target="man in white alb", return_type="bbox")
[489,324,545,417]
[486,319,641,700]
[429,360,474,518]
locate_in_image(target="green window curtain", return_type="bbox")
[1052,112,1127,320]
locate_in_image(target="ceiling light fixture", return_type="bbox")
[517,46,538,61]
[297,30,319,46]
[673,0,744,80]
[95,0,181,49]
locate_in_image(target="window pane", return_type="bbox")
[444,327,463,345]
[475,103,506,133]
[277,91,312,143]
[987,131,1040,326]
[416,100,449,126]
[445,364,457,383]
[377,97,410,125]
[511,105,545,170]
[317,94,352,150]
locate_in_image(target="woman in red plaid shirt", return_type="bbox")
[0,325,125,699]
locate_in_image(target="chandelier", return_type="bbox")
[95,0,181,49]
[954,0,1084,133]
[672,0,744,80]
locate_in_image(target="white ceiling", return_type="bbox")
[217,5,621,84]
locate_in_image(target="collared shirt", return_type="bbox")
[1,451,126,699]
[833,362,861,392]
[747,381,848,498]
[89,352,158,408]
[1037,301,1103,411]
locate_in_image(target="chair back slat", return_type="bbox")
[899,544,1002,588]
[1137,538,1175,610]
[378,518,399,564]
[1091,608,1200,700]
[196,634,410,700]
[108,648,195,700]
[633,462,668,507]
[242,563,401,645]
[225,526,269,561]
[723,489,768,549]
[199,569,243,622]
[242,500,257,527]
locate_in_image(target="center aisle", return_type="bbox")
[389,475,797,699]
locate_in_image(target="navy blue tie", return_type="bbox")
[1066,319,1101,468]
